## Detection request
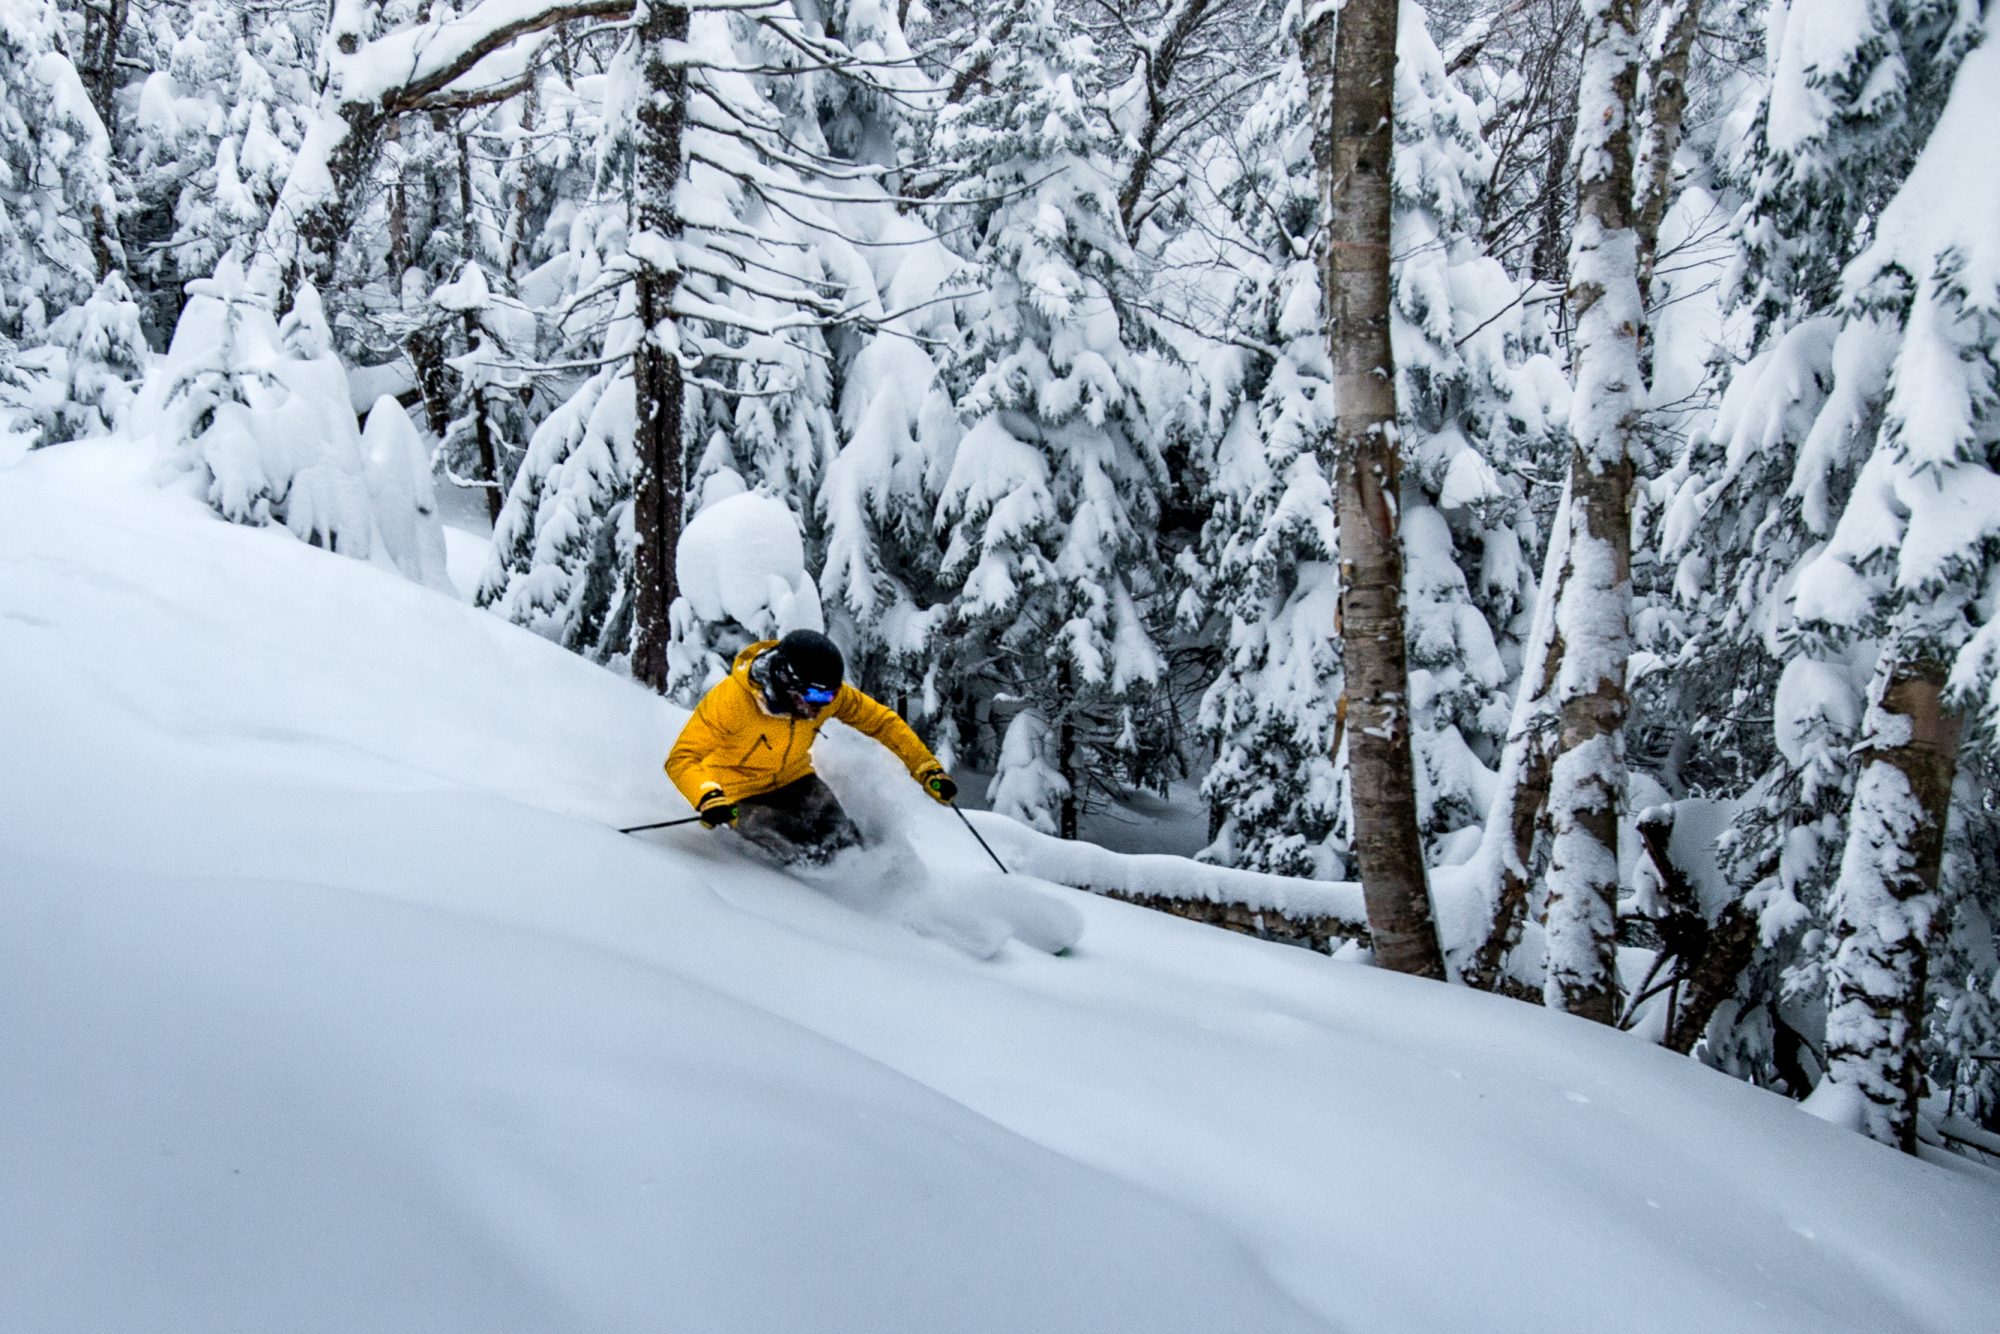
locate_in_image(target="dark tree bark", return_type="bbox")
[1661,900,1757,1054]
[77,0,130,277]
[628,1,692,694]
[455,129,505,526]
[1117,0,1217,233]
[1633,0,1704,308]
[1306,0,1446,981]
[387,119,411,279]
[1544,0,1644,1024]
[79,0,129,137]
[405,327,454,436]
[1057,659,1081,842]
[1529,103,1574,289]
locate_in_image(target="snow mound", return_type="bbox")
[676,488,823,636]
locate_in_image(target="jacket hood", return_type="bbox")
[731,639,779,676]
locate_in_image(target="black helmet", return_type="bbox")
[770,629,845,697]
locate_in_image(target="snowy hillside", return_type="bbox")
[4,440,1998,1333]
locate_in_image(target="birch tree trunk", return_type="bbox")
[1824,659,1962,1152]
[1544,0,1644,1023]
[629,1,692,694]
[1306,0,1446,980]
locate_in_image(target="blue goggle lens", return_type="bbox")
[799,685,837,706]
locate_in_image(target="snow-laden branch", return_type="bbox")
[340,0,639,111]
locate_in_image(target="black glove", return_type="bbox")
[919,767,957,805]
[697,788,737,828]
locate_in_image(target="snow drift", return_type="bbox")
[2,438,1997,1334]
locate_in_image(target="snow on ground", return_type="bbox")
[434,470,497,601]
[4,438,1999,1334]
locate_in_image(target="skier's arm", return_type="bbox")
[831,686,941,780]
[666,692,731,808]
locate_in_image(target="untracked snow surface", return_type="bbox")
[3,439,1998,1334]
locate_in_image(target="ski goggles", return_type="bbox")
[795,683,838,708]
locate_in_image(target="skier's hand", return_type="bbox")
[697,788,737,828]
[918,767,957,805]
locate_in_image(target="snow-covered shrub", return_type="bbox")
[139,259,446,587]
[36,271,149,445]
[359,394,451,591]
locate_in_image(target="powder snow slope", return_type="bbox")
[3,439,1997,1334]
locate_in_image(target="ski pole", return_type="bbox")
[951,803,1010,874]
[620,814,706,835]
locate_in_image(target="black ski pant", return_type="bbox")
[734,773,862,866]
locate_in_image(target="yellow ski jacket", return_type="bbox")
[665,639,941,807]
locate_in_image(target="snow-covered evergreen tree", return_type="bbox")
[1729,0,1979,340]
[39,268,147,444]
[1658,0,1999,1146]
[1390,1,1561,856]
[930,0,1174,838]
[1788,24,2000,1148]
[0,0,117,340]
[140,257,445,585]
[1176,36,1346,876]
[434,260,537,520]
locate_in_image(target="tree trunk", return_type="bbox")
[1544,0,1644,1024]
[1307,0,1446,981]
[1529,106,1574,290]
[1824,660,1961,1153]
[388,119,410,280]
[1632,0,1704,309]
[1661,900,1757,1054]
[405,328,453,435]
[628,2,691,694]
[453,130,505,526]
[506,87,540,275]
[1057,661,1080,841]
[80,0,129,137]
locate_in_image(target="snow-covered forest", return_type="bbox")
[5,0,2000,1216]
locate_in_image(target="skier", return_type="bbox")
[666,629,958,865]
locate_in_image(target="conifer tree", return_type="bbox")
[930,0,1173,838]
[0,0,118,340]
[1180,47,1347,876]
[40,269,148,444]
[1788,26,2000,1148]
[139,258,447,585]
[1656,0,1988,1091]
